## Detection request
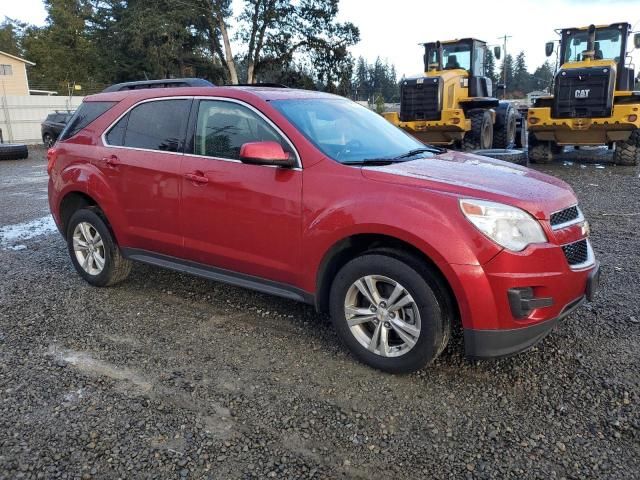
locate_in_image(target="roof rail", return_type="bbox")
[102,78,215,93]
[228,83,289,88]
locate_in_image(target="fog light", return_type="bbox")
[629,114,638,122]
[529,117,540,125]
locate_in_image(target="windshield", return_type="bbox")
[562,27,623,63]
[271,98,430,163]
[425,42,471,71]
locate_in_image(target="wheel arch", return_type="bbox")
[58,191,101,235]
[314,233,461,326]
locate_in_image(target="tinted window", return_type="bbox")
[122,100,190,152]
[272,98,426,163]
[194,100,291,160]
[59,101,116,141]
[106,114,128,146]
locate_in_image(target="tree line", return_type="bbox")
[486,50,555,98]
[0,4,559,101]
[0,0,360,95]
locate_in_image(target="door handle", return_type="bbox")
[184,172,209,184]
[102,155,120,167]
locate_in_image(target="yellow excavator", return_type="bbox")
[383,38,526,154]
[528,23,640,165]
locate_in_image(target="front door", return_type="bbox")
[180,99,302,286]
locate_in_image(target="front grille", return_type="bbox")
[553,67,614,118]
[562,239,589,266]
[550,206,580,227]
[399,77,442,122]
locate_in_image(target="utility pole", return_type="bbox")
[498,34,512,99]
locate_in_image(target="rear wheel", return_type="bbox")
[43,133,54,148]
[329,254,449,373]
[613,129,639,166]
[66,209,132,287]
[461,110,493,151]
[528,133,562,164]
[493,105,517,149]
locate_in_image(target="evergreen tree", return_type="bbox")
[532,60,555,92]
[498,54,515,97]
[0,18,27,56]
[512,51,531,97]
[485,49,498,89]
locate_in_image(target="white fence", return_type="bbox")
[0,95,85,145]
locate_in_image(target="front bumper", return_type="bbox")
[462,261,600,358]
[528,104,640,145]
[382,110,470,145]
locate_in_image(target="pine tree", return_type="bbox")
[499,54,515,97]
[512,51,531,97]
[485,50,498,89]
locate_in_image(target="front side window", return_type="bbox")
[193,100,292,160]
[272,98,429,164]
[562,27,623,63]
[119,99,190,152]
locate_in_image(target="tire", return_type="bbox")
[515,114,527,149]
[461,110,493,151]
[493,105,517,149]
[66,208,132,287]
[43,133,54,148]
[329,254,449,373]
[613,129,639,166]
[0,143,29,161]
[528,133,561,164]
[472,149,528,165]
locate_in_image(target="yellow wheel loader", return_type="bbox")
[383,38,525,154]
[528,23,640,165]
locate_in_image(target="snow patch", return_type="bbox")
[0,215,57,249]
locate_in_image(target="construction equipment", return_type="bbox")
[383,38,525,152]
[528,23,640,165]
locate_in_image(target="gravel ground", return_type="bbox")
[1,146,638,479]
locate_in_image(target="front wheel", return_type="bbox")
[66,208,132,287]
[613,129,639,166]
[329,254,449,373]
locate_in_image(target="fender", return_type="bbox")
[56,162,130,246]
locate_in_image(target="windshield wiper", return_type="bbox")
[341,158,410,166]
[395,146,446,159]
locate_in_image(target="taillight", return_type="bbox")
[47,147,58,175]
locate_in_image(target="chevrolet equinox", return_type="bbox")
[47,85,600,373]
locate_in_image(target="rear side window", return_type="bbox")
[59,101,116,141]
[105,99,190,153]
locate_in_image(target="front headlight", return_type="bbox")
[460,199,547,252]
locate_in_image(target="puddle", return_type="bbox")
[0,215,57,250]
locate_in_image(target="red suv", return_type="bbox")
[48,84,600,373]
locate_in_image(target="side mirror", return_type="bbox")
[545,42,555,57]
[634,33,640,49]
[493,46,501,60]
[239,141,294,167]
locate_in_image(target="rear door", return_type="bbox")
[98,98,192,257]
[180,98,303,285]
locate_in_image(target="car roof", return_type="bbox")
[86,86,341,103]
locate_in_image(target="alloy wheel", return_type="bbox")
[73,222,106,276]
[344,275,421,357]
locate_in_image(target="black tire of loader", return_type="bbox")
[461,110,493,151]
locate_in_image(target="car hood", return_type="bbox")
[360,150,576,220]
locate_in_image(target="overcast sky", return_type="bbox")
[3,0,639,77]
